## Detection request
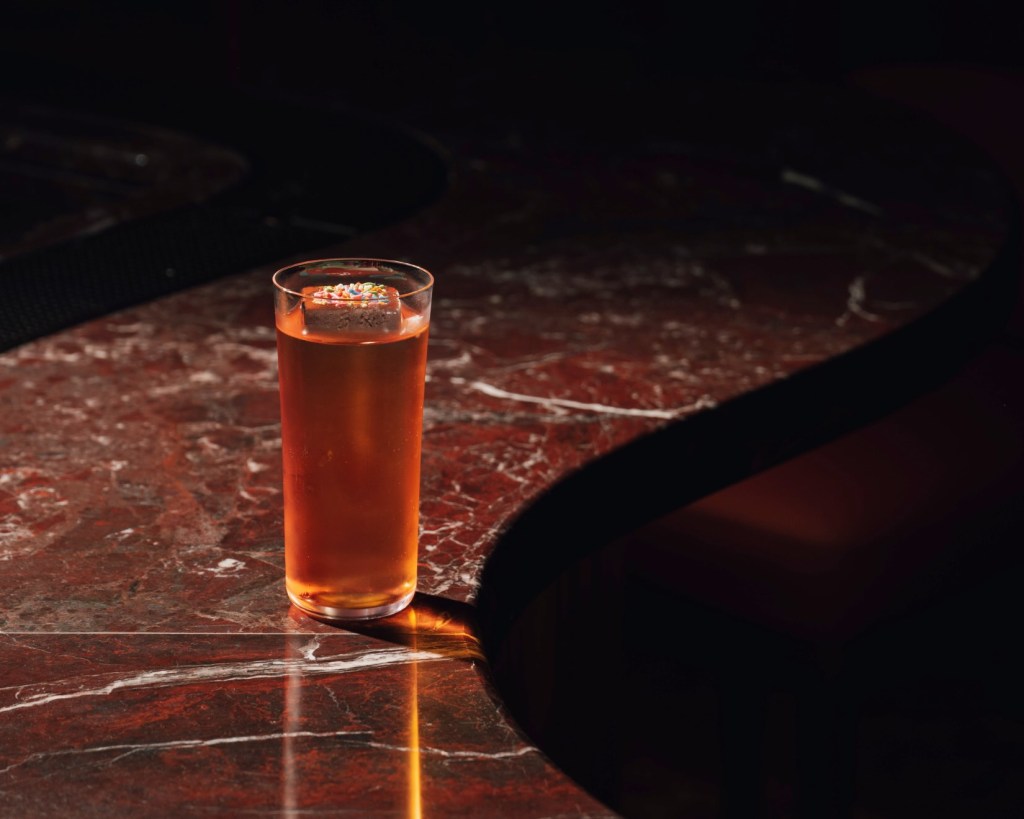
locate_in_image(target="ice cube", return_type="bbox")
[301,282,401,335]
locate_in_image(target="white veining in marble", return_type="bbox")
[0,729,374,776]
[838,275,881,326]
[0,731,539,779]
[468,380,713,419]
[358,740,537,761]
[0,646,445,715]
[781,167,884,216]
[201,557,247,576]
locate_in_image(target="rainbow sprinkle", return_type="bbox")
[310,282,391,306]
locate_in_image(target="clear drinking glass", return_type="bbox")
[273,258,433,620]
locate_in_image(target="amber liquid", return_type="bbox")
[276,306,428,619]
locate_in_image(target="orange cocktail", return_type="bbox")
[273,259,433,620]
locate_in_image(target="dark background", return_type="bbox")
[3,1,1023,122]
[4,1,1023,345]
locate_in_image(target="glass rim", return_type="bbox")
[272,257,434,300]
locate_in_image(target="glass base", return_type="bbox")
[287,586,415,622]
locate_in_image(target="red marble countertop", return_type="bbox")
[0,79,1015,816]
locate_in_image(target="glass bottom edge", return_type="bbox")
[287,587,416,622]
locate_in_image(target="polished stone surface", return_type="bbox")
[0,603,614,817]
[0,78,1014,815]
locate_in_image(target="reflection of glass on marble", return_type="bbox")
[278,623,424,817]
[281,634,301,818]
[273,259,433,622]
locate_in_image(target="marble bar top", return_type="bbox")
[0,80,1016,815]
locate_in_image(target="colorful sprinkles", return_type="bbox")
[309,281,391,307]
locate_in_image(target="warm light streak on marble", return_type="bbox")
[407,608,423,819]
